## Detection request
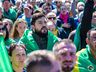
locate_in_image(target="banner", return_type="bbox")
[0,36,13,72]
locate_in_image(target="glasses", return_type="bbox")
[93,15,96,19]
[48,17,56,20]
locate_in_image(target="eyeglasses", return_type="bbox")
[48,17,56,20]
[93,15,96,19]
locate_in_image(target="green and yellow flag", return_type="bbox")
[0,36,13,72]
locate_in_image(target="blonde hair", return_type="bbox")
[11,19,27,39]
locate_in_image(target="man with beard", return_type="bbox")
[74,28,96,72]
[53,39,77,72]
[19,13,58,54]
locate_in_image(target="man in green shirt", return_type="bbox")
[20,13,58,54]
[2,0,17,22]
[53,39,77,72]
[75,28,96,72]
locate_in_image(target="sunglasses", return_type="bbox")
[93,15,96,19]
[48,17,56,20]
[0,26,6,31]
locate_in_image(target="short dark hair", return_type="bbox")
[8,43,26,56]
[53,39,76,54]
[31,13,45,25]
[87,27,96,39]
[25,50,56,72]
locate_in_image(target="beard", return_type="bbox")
[61,61,74,72]
[62,66,74,72]
[35,26,48,37]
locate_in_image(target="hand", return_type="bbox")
[62,23,71,28]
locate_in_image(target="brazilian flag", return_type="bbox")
[0,36,13,72]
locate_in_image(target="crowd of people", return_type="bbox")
[0,0,96,72]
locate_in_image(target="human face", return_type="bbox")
[56,42,76,72]
[92,11,96,27]
[0,22,6,38]
[3,21,11,32]
[16,22,27,37]
[11,46,26,67]
[3,1,10,11]
[55,1,62,7]
[24,8,31,16]
[61,6,68,15]
[77,4,84,12]
[34,17,48,35]
[88,30,96,53]
[47,21,56,32]
[44,6,52,14]
[65,2,71,11]
[47,15,56,24]
[30,0,36,6]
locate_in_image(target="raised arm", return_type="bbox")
[80,0,94,48]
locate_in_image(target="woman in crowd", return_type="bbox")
[0,21,15,49]
[3,18,14,36]
[9,43,26,72]
[11,19,27,42]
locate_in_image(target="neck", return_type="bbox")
[4,8,9,12]
[90,49,96,59]
[12,63,23,72]
[19,34,22,38]
[25,14,31,18]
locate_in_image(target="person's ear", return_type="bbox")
[86,38,90,44]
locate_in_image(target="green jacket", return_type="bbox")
[3,8,17,22]
[74,24,81,52]
[5,38,15,49]
[74,45,96,72]
[0,36,13,72]
[20,29,58,54]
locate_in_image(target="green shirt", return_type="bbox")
[3,8,17,22]
[74,45,96,72]
[74,24,81,52]
[5,38,15,49]
[19,29,58,54]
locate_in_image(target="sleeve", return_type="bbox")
[80,0,94,48]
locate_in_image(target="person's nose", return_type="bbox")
[19,55,25,61]
[66,55,72,61]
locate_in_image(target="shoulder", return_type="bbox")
[76,48,87,57]
[48,30,59,40]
